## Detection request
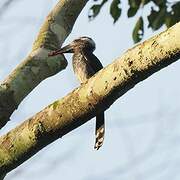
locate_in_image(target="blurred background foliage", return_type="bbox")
[89,0,180,43]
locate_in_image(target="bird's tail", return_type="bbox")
[94,112,105,150]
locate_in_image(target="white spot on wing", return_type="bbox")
[98,137,104,143]
[100,128,104,133]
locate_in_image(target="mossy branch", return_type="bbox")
[0,0,89,129]
[0,22,179,175]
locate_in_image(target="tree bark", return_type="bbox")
[0,0,88,129]
[0,21,179,176]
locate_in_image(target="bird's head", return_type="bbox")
[49,37,96,56]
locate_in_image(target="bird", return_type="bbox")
[49,37,105,150]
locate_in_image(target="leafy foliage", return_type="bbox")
[89,0,180,43]
[133,16,144,43]
[88,0,108,20]
[110,0,121,23]
[165,2,180,27]
[127,0,141,17]
[147,7,166,30]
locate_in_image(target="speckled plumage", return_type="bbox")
[71,39,105,150]
[72,51,102,82]
[49,37,105,150]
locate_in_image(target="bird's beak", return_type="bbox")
[48,44,74,56]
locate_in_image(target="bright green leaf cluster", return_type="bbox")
[89,0,180,43]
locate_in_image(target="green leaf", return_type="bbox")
[141,0,151,6]
[101,0,108,5]
[172,2,180,18]
[165,2,180,28]
[88,0,108,20]
[127,7,138,17]
[110,0,121,23]
[147,7,166,30]
[165,13,172,28]
[152,0,166,7]
[88,4,101,19]
[132,16,144,43]
[165,13,176,28]
[128,0,141,8]
[127,0,141,17]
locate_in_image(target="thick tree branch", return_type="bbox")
[0,22,179,175]
[0,0,88,129]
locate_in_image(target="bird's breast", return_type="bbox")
[72,53,95,83]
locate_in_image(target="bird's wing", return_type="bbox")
[84,52,103,72]
[90,54,103,72]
